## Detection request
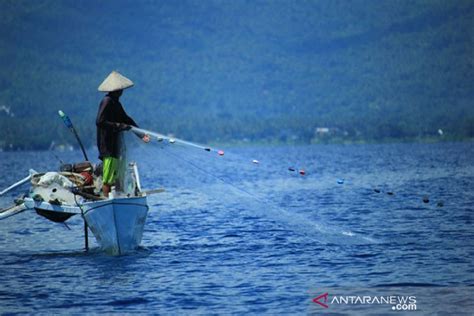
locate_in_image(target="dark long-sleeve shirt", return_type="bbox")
[96,94,138,160]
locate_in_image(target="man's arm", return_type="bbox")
[117,104,148,141]
[124,114,138,128]
[115,102,138,128]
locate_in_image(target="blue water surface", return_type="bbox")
[0,141,473,314]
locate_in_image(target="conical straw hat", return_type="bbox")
[98,71,134,92]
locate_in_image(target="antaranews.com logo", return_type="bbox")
[313,292,417,311]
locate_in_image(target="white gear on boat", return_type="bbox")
[36,172,74,188]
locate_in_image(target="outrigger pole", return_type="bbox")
[0,169,37,197]
[58,110,89,161]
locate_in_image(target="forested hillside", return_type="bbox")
[0,0,473,150]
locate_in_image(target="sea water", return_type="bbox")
[0,142,473,314]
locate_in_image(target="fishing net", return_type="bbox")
[122,129,377,245]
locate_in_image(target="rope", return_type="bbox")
[131,127,223,154]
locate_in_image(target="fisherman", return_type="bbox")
[96,71,150,197]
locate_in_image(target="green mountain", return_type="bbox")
[0,0,473,150]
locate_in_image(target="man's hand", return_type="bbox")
[142,134,150,143]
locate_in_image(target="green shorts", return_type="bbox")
[102,157,119,185]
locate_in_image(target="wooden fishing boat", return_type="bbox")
[1,161,152,255]
[0,111,162,255]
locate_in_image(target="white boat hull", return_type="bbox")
[82,196,148,255]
